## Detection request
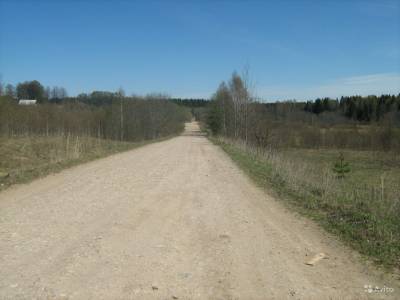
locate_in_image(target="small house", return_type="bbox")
[18,99,37,105]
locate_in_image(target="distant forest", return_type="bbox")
[0,80,190,142]
[304,95,400,122]
[173,94,400,126]
[205,73,400,151]
[1,79,399,127]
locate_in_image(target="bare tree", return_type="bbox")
[241,66,254,143]
[116,87,125,98]
[229,72,251,140]
[214,82,231,136]
[117,87,125,141]
[45,86,51,100]
[48,86,68,99]
[59,87,68,99]
[5,84,15,97]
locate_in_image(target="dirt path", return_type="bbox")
[0,122,398,299]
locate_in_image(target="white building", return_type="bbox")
[18,99,37,105]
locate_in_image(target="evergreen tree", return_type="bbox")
[333,152,351,179]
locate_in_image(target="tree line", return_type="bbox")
[304,95,400,122]
[0,80,68,102]
[206,73,400,151]
[0,81,190,142]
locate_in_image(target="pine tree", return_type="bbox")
[333,152,351,179]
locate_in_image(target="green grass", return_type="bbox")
[0,135,174,191]
[212,137,400,271]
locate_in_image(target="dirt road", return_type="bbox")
[0,122,398,299]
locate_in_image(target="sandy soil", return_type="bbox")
[0,122,398,299]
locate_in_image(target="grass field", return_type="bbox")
[0,135,170,191]
[212,137,400,270]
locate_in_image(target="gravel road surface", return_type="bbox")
[0,122,398,299]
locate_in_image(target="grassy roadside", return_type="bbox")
[211,136,400,271]
[0,134,176,191]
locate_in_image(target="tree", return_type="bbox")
[5,84,15,97]
[45,86,51,100]
[229,72,250,140]
[116,87,125,141]
[333,152,351,179]
[207,98,223,134]
[50,86,58,99]
[49,86,67,99]
[207,71,252,140]
[214,82,232,136]
[313,99,323,114]
[16,80,45,102]
[116,87,125,98]
[58,87,68,99]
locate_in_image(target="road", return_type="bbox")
[0,122,398,299]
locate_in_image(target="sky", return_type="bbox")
[0,0,399,101]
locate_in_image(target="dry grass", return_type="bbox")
[0,134,165,190]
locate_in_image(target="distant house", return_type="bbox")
[18,99,37,105]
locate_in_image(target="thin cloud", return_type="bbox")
[258,73,400,101]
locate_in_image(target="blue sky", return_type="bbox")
[0,0,399,100]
